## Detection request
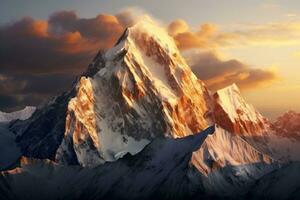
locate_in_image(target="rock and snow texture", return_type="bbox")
[0,127,215,200]
[272,110,300,140]
[8,18,276,175]
[10,90,75,159]
[0,106,36,123]
[1,17,298,199]
[213,84,270,136]
[192,126,273,175]
[201,162,279,196]
[0,107,35,171]
[56,17,214,166]
[256,111,300,161]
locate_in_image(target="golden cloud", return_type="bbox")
[168,19,189,36]
[168,19,300,49]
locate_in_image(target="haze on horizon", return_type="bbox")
[1,0,300,120]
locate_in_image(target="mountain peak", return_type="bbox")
[213,83,269,136]
[55,18,214,165]
[11,19,272,173]
[128,16,179,53]
[272,110,300,140]
[113,16,179,53]
[222,83,239,92]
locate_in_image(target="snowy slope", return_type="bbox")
[0,126,283,200]
[192,126,273,175]
[0,106,36,123]
[213,84,270,136]
[0,126,215,200]
[201,162,279,197]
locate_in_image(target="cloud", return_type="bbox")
[168,19,189,36]
[229,22,300,46]
[49,11,123,44]
[167,19,283,91]
[184,50,280,91]
[0,11,285,111]
[168,22,230,50]
[0,11,133,111]
[168,19,300,50]
[115,7,151,27]
[0,13,127,76]
[0,73,75,111]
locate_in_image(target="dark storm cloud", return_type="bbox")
[0,73,75,111]
[0,11,127,112]
[0,13,125,75]
[0,94,21,111]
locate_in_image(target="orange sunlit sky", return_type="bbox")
[0,0,300,120]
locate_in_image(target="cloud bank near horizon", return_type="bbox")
[0,10,282,111]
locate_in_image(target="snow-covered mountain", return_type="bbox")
[10,18,274,173]
[272,110,300,140]
[260,110,300,161]
[12,18,215,164]
[213,84,270,137]
[0,106,36,123]
[2,17,296,199]
[192,126,273,175]
[0,126,286,200]
[0,127,215,200]
[0,107,36,171]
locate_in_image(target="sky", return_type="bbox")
[0,0,300,120]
